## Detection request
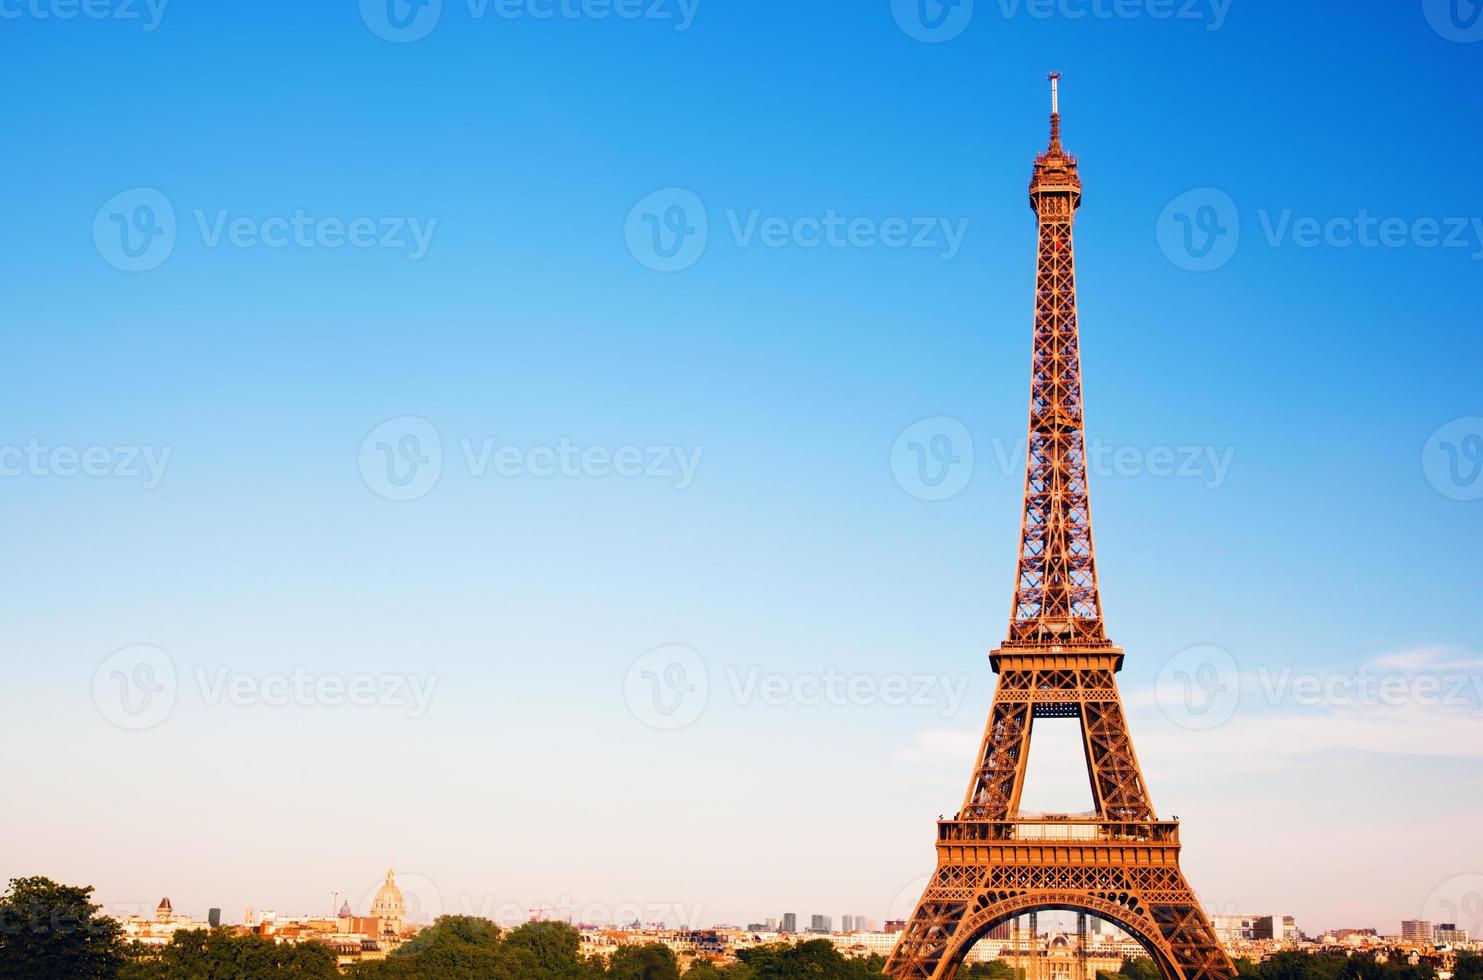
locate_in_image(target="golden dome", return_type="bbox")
[369,869,405,919]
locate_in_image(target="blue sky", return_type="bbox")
[2,0,1481,938]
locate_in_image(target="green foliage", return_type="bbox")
[123,929,339,979]
[1239,951,1439,980]
[608,943,682,980]
[352,919,609,980]
[493,921,605,979]
[1455,953,1483,980]
[0,876,123,980]
[963,961,1023,980]
[349,915,504,978]
[735,939,883,979]
[683,961,756,979]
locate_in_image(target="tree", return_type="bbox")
[488,921,604,980]
[122,929,338,979]
[609,943,682,980]
[0,876,123,979]
[349,914,503,978]
[736,939,881,979]
[1239,951,1439,980]
[683,960,755,980]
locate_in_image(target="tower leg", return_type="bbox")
[1030,911,1039,980]
[1078,913,1088,980]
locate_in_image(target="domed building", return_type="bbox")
[368,869,406,943]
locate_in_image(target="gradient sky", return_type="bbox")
[2,0,1482,940]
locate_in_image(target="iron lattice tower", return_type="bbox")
[884,76,1234,980]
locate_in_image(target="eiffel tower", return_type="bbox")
[884,76,1235,980]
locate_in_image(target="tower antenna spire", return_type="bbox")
[1048,71,1062,151]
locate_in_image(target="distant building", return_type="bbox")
[765,918,778,932]
[810,915,832,934]
[883,920,907,933]
[1402,921,1433,942]
[1254,916,1298,941]
[842,916,856,933]
[369,869,407,946]
[1211,915,1263,944]
[115,897,210,946]
[1435,923,1470,945]
[781,913,797,933]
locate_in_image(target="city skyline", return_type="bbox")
[3,0,1480,956]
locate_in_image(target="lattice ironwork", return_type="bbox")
[1006,72,1105,651]
[885,76,1233,980]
